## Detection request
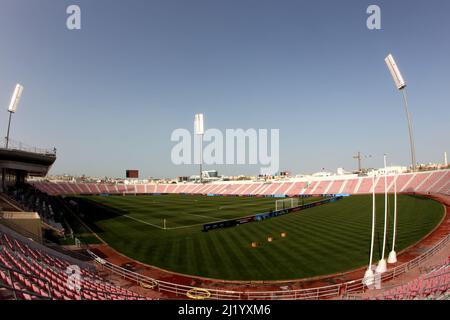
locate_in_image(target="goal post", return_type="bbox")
[275,198,298,211]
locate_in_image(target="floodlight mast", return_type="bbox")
[385,54,416,172]
[194,114,204,183]
[5,84,24,149]
[5,112,13,149]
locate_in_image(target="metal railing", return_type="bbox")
[87,232,450,300]
[357,269,450,300]
[1,138,56,156]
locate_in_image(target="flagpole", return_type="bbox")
[388,175,398,263]
[376,154,388,273]
[363,172,376,286]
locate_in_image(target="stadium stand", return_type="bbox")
[3,186,65,234]
[30,169,450,197]
[285,182,307,196]
[402,172,431,193]
[431,171,450,194]
[341,178,359,194]
[2,170,450,300]
[302,181,318,195]
[314,180,332,195]
[362,258,450,300]
[393,174,414,193]
[273,182,294,195]
[165,184,176,194]
[416,171,446,193]
[0,224,149,300]
[374,176,395,193]
[357,177,373,194]
[327,180,345,194]
[241,182,261,195]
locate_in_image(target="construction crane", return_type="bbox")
[353,152,372,173]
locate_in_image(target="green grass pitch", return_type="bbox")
[70,194,444,281]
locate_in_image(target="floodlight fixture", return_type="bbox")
[385,54,416,172]
[194,113,204,135]
[385,54,406,90]
[5,84,24,149]
[194,113,204,183]
[7,84,24,113]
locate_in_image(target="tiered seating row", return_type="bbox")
[0,229,149,300]
[366,258,450,300]
[31,170,450,197]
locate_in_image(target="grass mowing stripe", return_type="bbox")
[71,194,444,280]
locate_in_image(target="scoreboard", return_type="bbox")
[126,170,139,179]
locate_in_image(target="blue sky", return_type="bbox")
[0,0,449,178]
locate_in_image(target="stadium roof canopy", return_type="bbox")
[0,147,56,177]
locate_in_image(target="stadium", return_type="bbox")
[1,153,449,300]
[1,1,450,304]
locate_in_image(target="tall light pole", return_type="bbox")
[385,54,417,172]
[5,84,24,149]
[363,171,377,286]
[388,175,398,264]
[376,154,388,274]
[194,114,204,183]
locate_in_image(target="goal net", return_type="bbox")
[275,198,299,211]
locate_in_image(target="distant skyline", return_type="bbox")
[0,0,449,178]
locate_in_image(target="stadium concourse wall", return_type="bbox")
[30,169,450,197]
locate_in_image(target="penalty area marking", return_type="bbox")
[185,212,221,220]
[123,204,272,231]
[166,221,217,230]
[160,210,226,221]
[122,214,223,231]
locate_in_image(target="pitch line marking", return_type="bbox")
[123,214,223,230]
[166,219,227,230]
[185,212,220,220]
[123,215,164,229]
[166,222,208,230]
